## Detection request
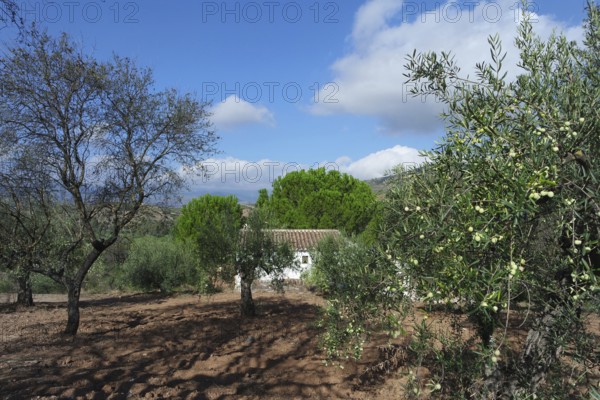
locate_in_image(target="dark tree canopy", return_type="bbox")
[265,168,377,235]
[175,194,243,246]
[256,188,269,209]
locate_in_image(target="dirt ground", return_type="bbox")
[0,289,410,400]
[2,290,598,400]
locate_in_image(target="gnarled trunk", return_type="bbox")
[475,302,569,399]
[62,244,108,336]
[240,273,255,317]
[64,283,81,336]
[503,303,568,398]
[16,274,33,306]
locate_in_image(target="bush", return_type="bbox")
[0,273,15,292]
[312,235,406,360]
[121,235,199,293]
[31,273,65,294]
[84,257,120,293]
[301,236,340,293]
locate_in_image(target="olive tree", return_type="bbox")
[0,30,218,335]
[310,234,402,360]
[237,209,296,317]
[392,5,599,396]
[321,3,599,398]
[0,157,53,305]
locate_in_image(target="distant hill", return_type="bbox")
[365,175,393,195]
[366,165,426,196]
[123,205,180,236]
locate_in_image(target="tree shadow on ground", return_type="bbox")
[0,293,362,399]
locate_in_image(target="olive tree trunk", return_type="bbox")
[63,246,106,336]
[16,274,33,306]
[65,283,81,336]
[240,272,255,317]
[504,303,569,397]
[477,295,574,399]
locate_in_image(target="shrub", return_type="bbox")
[312,235,407,360]
[0,273,15,293]
[121,235,198,293]
[31,273,65,294]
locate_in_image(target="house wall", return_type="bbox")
[283,250,312,280]
[234,250,313,288]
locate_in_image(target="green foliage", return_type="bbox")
[321,2,600,398]
[31,273,65,294]
[92,213,180,292]
[359,202,384,245]
[83,257,121,293]
[256,188,269,209]
[175,195,242,244]
[313,235,406,360]
[0,273,14,292]
[300,235,340,293]
[265,168,378,235]
[236,208,297,316]
[237,209,296,284]
[121,235,198,293]
[174,194,242,290]
[395,0,599,346]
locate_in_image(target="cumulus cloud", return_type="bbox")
[312,0,584,134]
[179,146,424,202]
[181,157,308,203]
[338,145,424,180]
[210,95,275,131]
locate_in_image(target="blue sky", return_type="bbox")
[1,0,589,202]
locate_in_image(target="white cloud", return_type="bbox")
[352,0,404,47]
[182,157,306,203]
[338,145,424,180]
[179,146,424,202]
[312,0,585,134]
[210,95,275,131]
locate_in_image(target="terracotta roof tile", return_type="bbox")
[240,229,341,251]
[269,229,341,251]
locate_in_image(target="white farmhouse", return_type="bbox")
[235,229,340,288]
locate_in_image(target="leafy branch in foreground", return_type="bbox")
[320,2,599,398]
